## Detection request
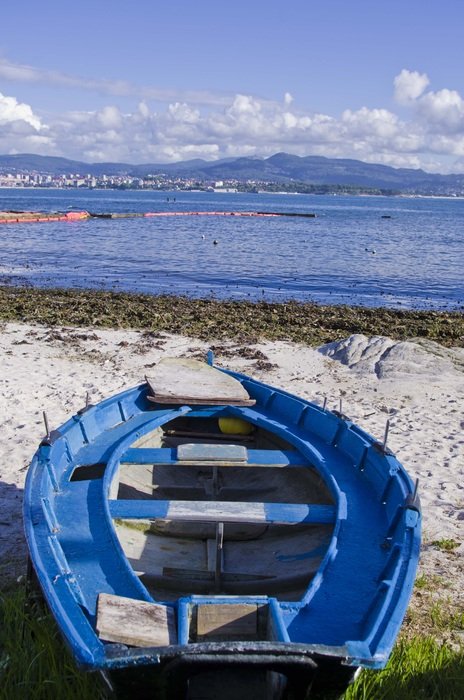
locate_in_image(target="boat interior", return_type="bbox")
[112,411,335,607]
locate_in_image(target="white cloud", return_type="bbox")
[137,102,150,120]
[0,91,52,154]
[167,102,200,124]
[231,95,259,115]
[3,64,464,173]
[393,70,464,138]
[0,92,424,167]
[97,106,123,130]
[417,89,464,132]
[0,91,41,129]
[342,107,399,139]
[0,57,233,107]
[394,69,430,104]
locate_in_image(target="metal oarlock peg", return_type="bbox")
[406,478,421,511]
[383,419,390,452]
[77,391,94,415]
[43,411,51,439]
[40,411,61,446]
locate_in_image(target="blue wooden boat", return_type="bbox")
[24,357,420,698]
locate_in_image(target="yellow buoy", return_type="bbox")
[218,417,253,435]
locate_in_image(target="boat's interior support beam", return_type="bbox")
[109,499,336,525]
[120,447,310,469]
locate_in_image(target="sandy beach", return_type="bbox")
[1,321,463,610]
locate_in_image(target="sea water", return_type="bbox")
[0,188,462,310]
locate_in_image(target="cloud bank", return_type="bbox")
[1,63,464,173]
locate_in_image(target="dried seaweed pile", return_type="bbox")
[0,285,462,348]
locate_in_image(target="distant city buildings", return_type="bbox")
[0,169,247,192]
[0,167,462,196]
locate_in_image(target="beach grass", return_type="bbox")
[343,638,464,700]
[431,538,461,552]
[0,583,108,700]
[0,285,463,348]
[0,580,463,700]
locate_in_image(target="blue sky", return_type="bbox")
[1,0,464,171]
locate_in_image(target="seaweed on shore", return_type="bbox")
[0,285,462,347]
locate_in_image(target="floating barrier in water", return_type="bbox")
[256,211,317,218]
[94,210,317,219]
[0,210,89,224]
[0,209,317,224]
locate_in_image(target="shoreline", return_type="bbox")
[1,185,464,199]
[1,285,463,348]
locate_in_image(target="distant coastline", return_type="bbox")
[1,151,464,196]
[1,185,463,200]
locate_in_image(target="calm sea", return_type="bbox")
[0,188,462,310]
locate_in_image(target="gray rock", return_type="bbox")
[318,334,464,380]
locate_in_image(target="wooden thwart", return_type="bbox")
[96,593,177,647]
[121,446,309,468]
[109,499,336,525]
[146,358,255,406]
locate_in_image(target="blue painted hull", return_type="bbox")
[23,364,420,692]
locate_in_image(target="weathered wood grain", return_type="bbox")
[146,358,255,405]
[177,443,247,462]
[96,593,177,647]
[197,603,258,638]
[109,499,336,524]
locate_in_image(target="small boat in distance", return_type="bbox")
[24,356,421,698]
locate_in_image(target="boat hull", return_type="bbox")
[24,361,421,696]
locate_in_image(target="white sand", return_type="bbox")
[1,322,462,601]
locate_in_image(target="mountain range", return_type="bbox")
[1,152,464,195]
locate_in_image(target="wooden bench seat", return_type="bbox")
[109,498,336,525]
[120,446,310,469]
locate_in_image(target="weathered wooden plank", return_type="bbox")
[121,447,309,468]
[148,395,256,406]
[109,499,336,524]
[96,593,177,647]
[146,358,255,406]
[177,443,247,462]
[197,603,258,638]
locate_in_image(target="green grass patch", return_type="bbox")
[0,584,108,700]
[413,573,445,591]
[428,601,464,632]
[1,581,463,699]
[344,637,464,700]
[431,538,461,552]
